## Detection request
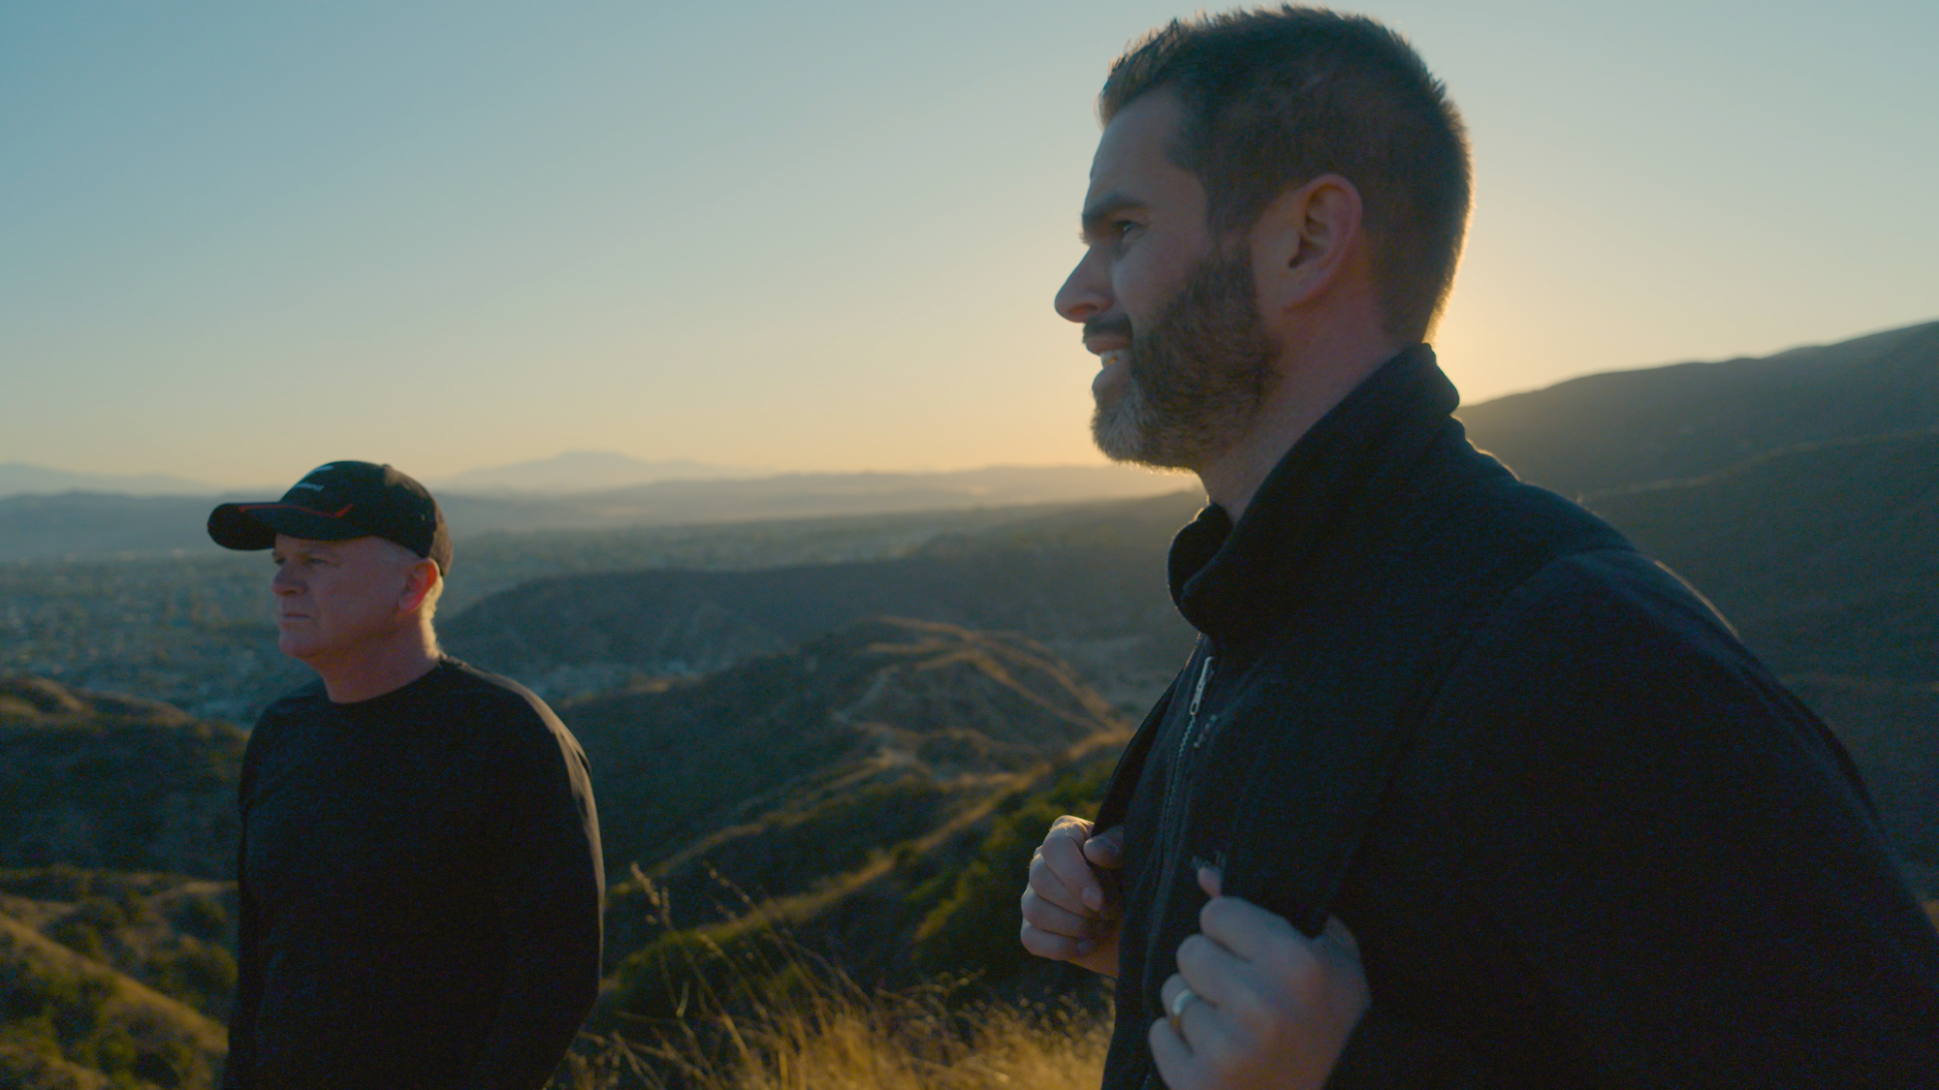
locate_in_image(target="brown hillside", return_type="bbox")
[441,492,1204,714]
[562,619,1131,997]
[563,618,1127,894]
[0,678,244,878]
[0,911,226,1089]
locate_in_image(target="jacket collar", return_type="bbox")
[1168,344,1460,645]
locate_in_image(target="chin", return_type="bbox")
[1091,382,1151,464]
[277,632,319,661]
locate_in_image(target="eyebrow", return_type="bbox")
[1080,191,1144,241]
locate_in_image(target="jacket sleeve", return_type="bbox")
[1331,552,1939,1087]
[463,713,605,1090]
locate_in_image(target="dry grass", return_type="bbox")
[559,872,1108,1090]
[565,986,1108,1090]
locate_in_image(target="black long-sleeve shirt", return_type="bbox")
[223,658,603,1090]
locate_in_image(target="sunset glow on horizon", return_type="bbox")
[3,1,1934,488]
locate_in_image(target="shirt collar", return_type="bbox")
[1167,344,1462,643]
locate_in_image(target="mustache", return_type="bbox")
[1083,315,1134,343]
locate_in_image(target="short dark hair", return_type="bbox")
[1101,7,1471,341]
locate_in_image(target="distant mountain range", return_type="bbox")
[428,450,761,494]
[5,318,1933,559]
[0,464,1188,561]
[0,462,222,499]
[0,450,757,501]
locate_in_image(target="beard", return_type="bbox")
[1089,251,1276,471]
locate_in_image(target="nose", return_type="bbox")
[1055,249,1111,325]
[272,564,300,596]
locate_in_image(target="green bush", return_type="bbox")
[134,1039,204,1089]
[152,942,237,1017]
[70,1021,138,1074]
[48,974,116,1046]
[176,894,227,941]
[46,919,105,961]
[3,961,83,1020]
[45,896,129,963]
[911,764,1109,985]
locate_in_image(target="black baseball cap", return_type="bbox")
[208,461,453,574]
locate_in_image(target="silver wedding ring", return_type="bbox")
[1167,986,1200,1032]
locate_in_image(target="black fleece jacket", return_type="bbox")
[1095,347,1939,1089]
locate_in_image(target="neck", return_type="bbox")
[307,623,442,704]
[1196,326,1405,519]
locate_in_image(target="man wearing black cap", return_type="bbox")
[208,461,604,1090]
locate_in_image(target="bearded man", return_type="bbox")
[1019,10,1939,1089]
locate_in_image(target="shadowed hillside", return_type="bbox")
[565,618,1130,962]
[568,617,1126,874]
[0,681,245,1086]
[1583,429,1939,682]
[444,492,1204,712]
[0,678,245,877]
[1457,319,1939,496]
[1580,430,1939,866]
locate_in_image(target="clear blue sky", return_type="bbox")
[4,1,1934,486]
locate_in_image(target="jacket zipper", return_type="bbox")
[1141,650,1219,1087]
[1179,654,1216,756]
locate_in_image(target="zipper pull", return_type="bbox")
[1191,712,1217,750]
[1187,655,1215,719]
[1178,656,1218,756]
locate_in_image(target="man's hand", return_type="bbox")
[1149,867,1369,1090]
[1020,815,1124,977]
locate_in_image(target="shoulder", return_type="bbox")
[247,678,329,742]
[1417,547,1843,797]
[431,658,554,716]
[428,659,589,765]
[1388,448,1636,619]
[256,677,329,721]
[1475,548,1749,673]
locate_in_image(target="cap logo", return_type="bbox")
[291,482,326,491]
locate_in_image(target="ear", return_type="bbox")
[398,559,441,615]
[1247,173,1365,316]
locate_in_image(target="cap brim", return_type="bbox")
[207,503,369,551]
